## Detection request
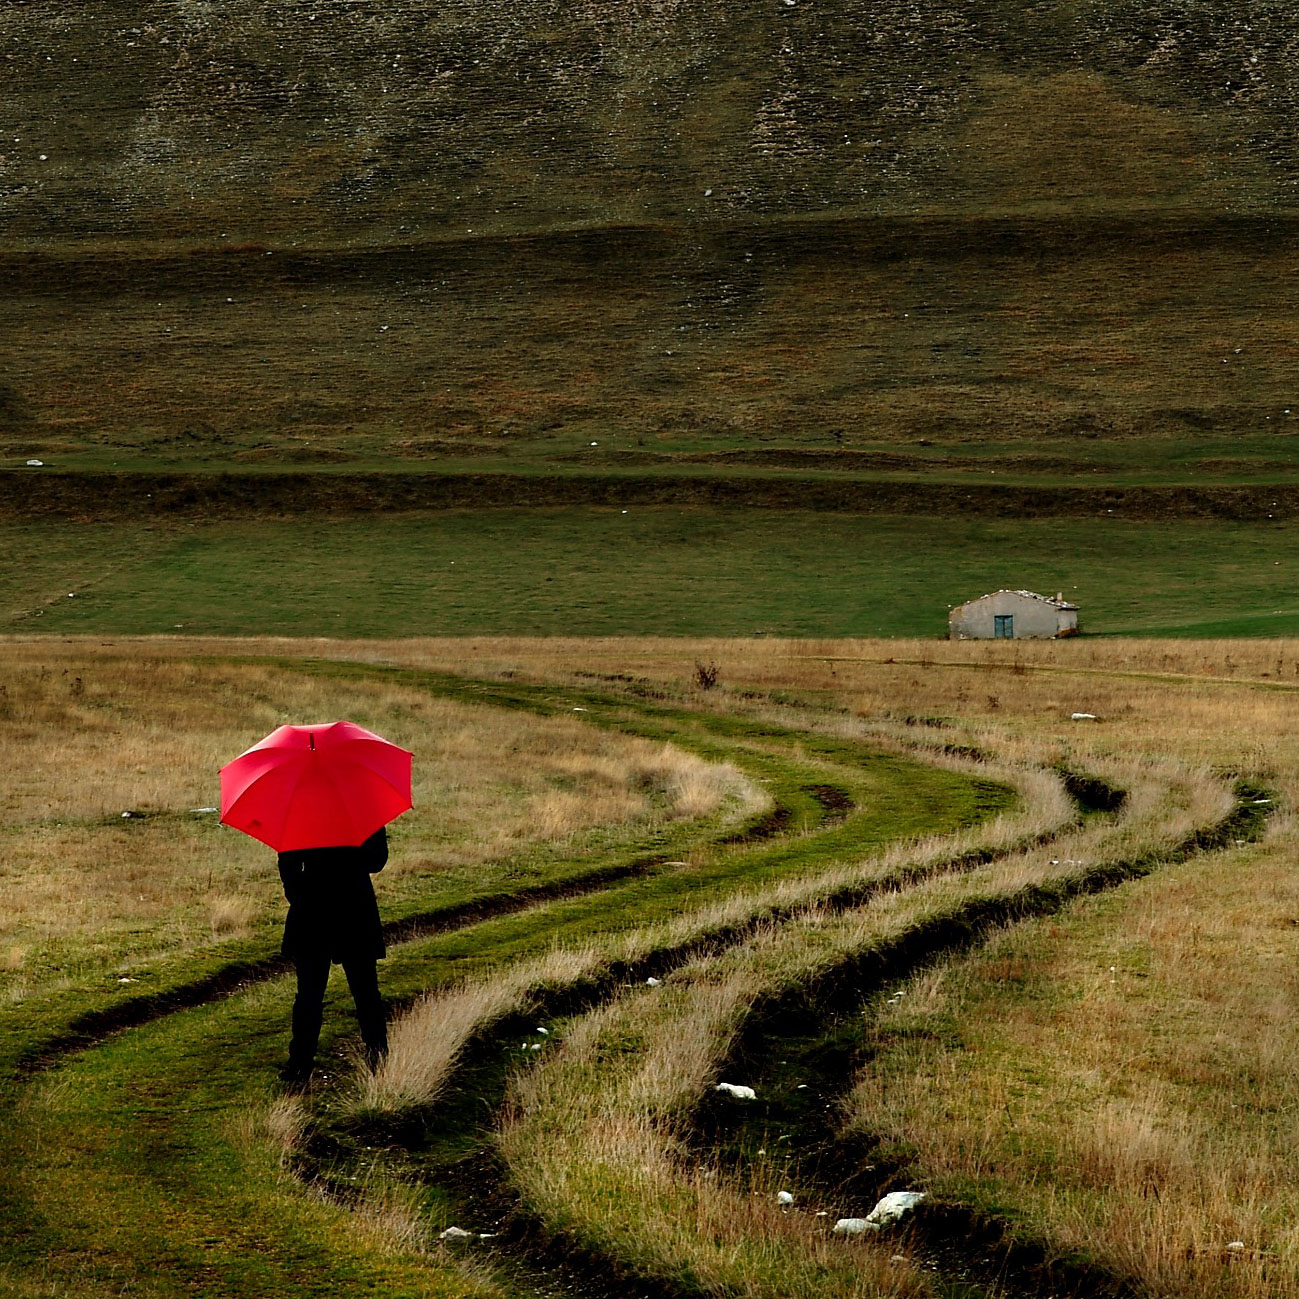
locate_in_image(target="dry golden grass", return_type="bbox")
[350,1173,432,1255]
[86,631,1297,799]
[261,1095,309,1165]
[356,943,602,1113]
[8,633,1299,1295]
[26,630,1299,778]
[502,953,931,1299]
[0,640,748,988]
[498,740,1233,1299]
[851,832,1299,1299]
[359,636,1299,1298]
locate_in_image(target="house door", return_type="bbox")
[994,614,1014,639]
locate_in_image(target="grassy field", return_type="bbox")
[8,508,1299,638]
[1,634,1298,1298]
[1,637,1017,1297]
[12,0,1299,1289]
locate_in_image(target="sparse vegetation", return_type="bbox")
[4,3,1299,473]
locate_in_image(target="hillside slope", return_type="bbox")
[4,1,1299,468]
[5,0,1296,247]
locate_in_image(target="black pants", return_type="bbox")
[288,953,387,1072]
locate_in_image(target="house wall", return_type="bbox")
[949,592,1076,640]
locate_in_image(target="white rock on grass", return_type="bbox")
[866,1190,926,1227]
[1071,712,1097,721]
[776,1190,794,1205]
[439,1226,476,1242]
[714,1082,756,1100]
[833,1192,927,1235]
[832,1218,870,1235]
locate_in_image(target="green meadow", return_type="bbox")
[7,508,1299,639]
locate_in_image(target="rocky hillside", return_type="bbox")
[5,0,1298,251]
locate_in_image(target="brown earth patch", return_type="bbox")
[5,468,1299,522]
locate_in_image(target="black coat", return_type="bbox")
[277,827,388,963]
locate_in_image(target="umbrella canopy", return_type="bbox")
[219,720,412,852]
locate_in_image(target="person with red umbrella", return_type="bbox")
[219,720,413,1088]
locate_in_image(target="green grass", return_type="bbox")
[3,985,499,1299]
[0,659,1014,1298]
[8,509,1299,638]
[375,752,1006,983]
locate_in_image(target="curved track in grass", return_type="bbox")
[0,665,1019,1299]
[7,656,1273,1299]
[490,761,1269,1299]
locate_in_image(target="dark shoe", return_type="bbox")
[279,1061,314,1091]
[363,1043,388,1075]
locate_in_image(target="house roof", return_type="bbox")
[961,589,1079,611]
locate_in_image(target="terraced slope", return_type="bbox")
[5,1,1299,465]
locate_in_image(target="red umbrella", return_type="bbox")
[219,721,413,852]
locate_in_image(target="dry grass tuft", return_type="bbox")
[351,1173,430,1255]
[355,943,602,1113]
[261,1095,308,1165]
[207,894,259,937]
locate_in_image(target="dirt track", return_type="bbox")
[6,468,1299,522]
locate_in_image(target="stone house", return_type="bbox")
[948,590,1079,640]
